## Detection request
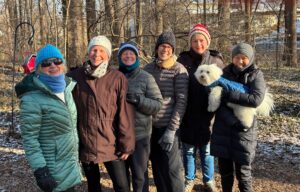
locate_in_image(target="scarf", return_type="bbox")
[156,55,176,69]
[38,73,66,93]
[118,58,140,75]
[84,60,109,78]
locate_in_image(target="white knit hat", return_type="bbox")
[88,36,112,58]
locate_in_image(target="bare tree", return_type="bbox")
[67,0,86,67]
[86,0,97,41]
[114,0,125,43]
[217,0,231,61]
[244,0,253,43]
[155,0,165,35]
[38,0,46,45]
[136,0,143,46]
[284,0,297,67]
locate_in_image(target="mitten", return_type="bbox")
[34,166,57,192]
[126,93,140,106]
[158,129,176,152]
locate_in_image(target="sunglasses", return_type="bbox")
[40,58,63,67]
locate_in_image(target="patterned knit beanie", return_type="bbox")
[155,31,176,52]
[35,44,64,70]
[88,36,112,58]
[189,24,211,47]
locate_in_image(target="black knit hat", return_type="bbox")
[155,31,176,51]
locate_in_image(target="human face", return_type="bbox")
[191,34,208,54]
[88,45,109,66]
[121,50,137,66]
[40,58,65,76]
[232,54,250,70]
[157,43,173,61]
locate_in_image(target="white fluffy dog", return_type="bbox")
[194,64,274,128]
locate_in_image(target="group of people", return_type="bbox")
[15,23,267,192]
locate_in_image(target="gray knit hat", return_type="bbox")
[232,43,254,61]
[155,31,176,52]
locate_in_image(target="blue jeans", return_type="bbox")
[182,143,214,183]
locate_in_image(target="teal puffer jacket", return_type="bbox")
[15,73,82,191]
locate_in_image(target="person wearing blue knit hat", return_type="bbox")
[118,42,163,192]
[15,44,82,192]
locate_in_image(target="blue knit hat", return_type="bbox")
[35,44,64,69]
[118,42,139,57]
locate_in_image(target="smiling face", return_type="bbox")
[88,45,109,66]
[120,49,137,66]
[157,43,173,61]
[40,58,65,76]
[191,33,209,54]
[232,54,250,70]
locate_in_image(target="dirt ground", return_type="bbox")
[0,68,299,192]
[0,135,299,192]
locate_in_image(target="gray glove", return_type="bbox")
[158,129,176,152]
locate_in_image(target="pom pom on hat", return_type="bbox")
[35,44,64,69]
[189,24,211,47]
[118,42,139,57]
[88,36,112,58]
[155,31,176,51]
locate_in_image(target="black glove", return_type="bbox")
[34,166,57,192]
[126,93,140,106]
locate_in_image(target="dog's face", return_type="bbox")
[194,64,223,86]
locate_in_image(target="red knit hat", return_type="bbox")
[189,24,211,47]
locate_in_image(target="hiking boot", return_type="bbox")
[204,180,216,192]
[184,179,195,192]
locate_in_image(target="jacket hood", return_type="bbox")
[15,73,42,98]
[15,73,75,98]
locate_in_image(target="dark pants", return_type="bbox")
[218,157,252,192]
[126,136,151,192]
[150,128,185,192]
[82,160,129,192]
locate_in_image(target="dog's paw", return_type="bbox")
[208,86,222,112]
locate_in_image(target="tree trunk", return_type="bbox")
[62,0,70,58]
[136,0,143,46]
[38,0,46,45]
[285,0,297,67]
[114,0,125,43]
[244,0,252,43]
[67,0,86,67]
[203,0,207,25]
[104,0,115,42]
[218,0,231,62]
[155,0,165,36]
[86,0,97,41]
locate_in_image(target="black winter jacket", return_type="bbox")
[178,49,224,146]
[211,63,266,165]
